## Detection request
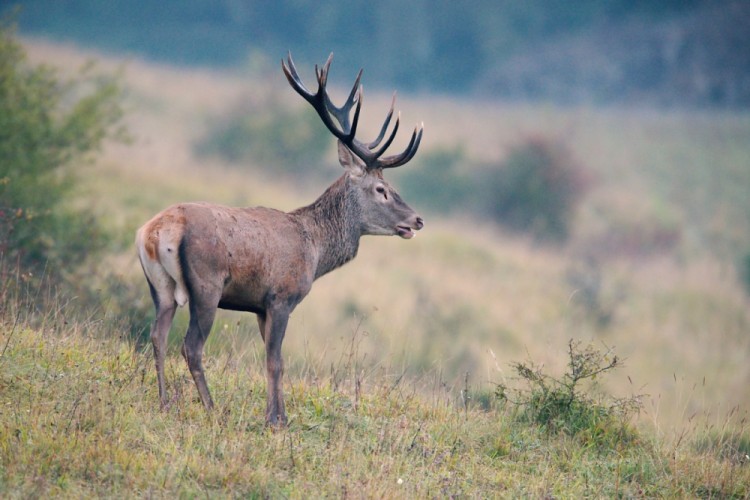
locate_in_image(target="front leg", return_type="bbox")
[260,306,290,426]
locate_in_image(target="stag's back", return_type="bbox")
[136,202,317,312]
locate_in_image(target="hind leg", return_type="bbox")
[152,302,176,409]
[182,289,221,410]
[144,272,178,409]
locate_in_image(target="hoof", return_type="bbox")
[265,413,288,429]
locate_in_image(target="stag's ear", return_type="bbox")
[337,140,367,177]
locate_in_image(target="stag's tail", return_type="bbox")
[136,208,189,308]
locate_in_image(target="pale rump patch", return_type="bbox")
[139,210,186,262]
[136,207,189,307]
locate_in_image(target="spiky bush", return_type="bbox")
[496,340,642,448]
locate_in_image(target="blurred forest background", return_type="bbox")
[2,0,750,431]
[8,0,750,106]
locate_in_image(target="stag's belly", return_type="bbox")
[218,248,314,314]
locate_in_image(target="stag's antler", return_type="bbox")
[282,52,423,170]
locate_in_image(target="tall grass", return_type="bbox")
[2,291,749,497]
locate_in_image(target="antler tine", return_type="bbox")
[371,110,400,158]
[316,52,333,89]
[283,52,350,143]
[378,123,424,169]
[309,53,364,136]
[344,70,363,109]
[366,92,396,150]
[284,52,423,170]
[346,86,362,142]
[324,69,363,133]
[282,52,314,102]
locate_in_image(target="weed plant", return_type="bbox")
[496,340,642,450]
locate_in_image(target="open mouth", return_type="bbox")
[396,226,416,239]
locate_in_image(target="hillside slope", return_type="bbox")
[1,315,748,497]
[18,37,750,433]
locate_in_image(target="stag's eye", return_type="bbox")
[376,185,388,200]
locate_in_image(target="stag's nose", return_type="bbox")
[415,217,424,230]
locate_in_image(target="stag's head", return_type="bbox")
[282,53,424,239]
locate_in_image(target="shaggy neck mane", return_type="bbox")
[292,174,362,279]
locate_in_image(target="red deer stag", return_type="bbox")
[136,53,424,426]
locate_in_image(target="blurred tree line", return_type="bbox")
[197,90,592,243]
[396,138,592,243]
[8,0,748,106]
[0,19,123,293]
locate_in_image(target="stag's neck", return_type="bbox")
[292,174,362,279]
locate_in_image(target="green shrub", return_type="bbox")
[397,138,590,242]
[395,146,472,214]
[196,98,330,176]
[481,136,591,241]
[0,19,124,287]
[496,340,641,448]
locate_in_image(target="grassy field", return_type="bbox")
[1,308,748,497]
[1,38,749,496]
